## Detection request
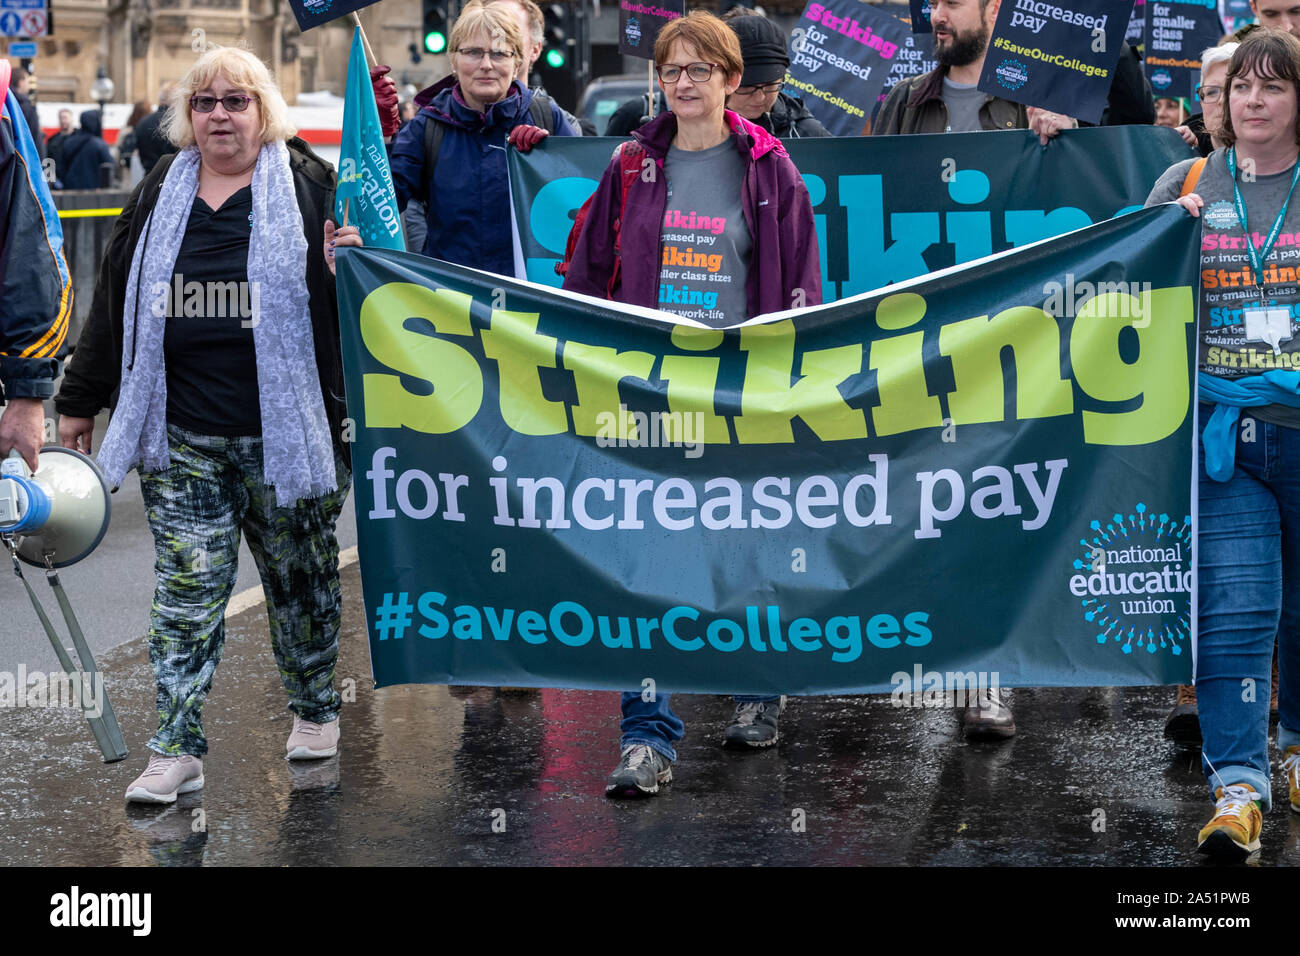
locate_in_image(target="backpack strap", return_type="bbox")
[417,114,445,207]
[606,141,645,296]
[527,94,556,132]
[1180,156,1207,197]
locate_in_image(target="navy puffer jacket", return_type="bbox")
[389,77,574,277]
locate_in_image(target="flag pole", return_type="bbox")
[647,58,655,119]
[343,198,350,227]
[352,12,379,65]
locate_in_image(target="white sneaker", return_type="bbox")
[124,753,204,804]
[286,715,339,760]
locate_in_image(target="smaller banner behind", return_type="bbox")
[509,126,1194,301]
[338,205,1199,694]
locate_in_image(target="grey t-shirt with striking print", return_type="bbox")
[1146,150,1300,429]
[658,139,752,327]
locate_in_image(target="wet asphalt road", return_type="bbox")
[2,558,1299,866]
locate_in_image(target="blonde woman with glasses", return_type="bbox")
[385,0,576,278]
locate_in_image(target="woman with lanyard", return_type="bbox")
[1145,27,1300,861]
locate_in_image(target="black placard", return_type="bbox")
[285,0,379,32]
[1142,0,1223,99]
[618,0,685,59]
[977,0,1137,124]
[874,2,937,123]
[787,0,912,135]
[909,0,933,33]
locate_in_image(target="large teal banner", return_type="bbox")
[338,204,1198,694]
[509,125,1194,300]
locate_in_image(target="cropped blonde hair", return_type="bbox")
[163,46,296,148]
[449,1,526,64]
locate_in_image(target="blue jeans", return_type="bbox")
[620,693,782,761]
[1197,406,1300,812]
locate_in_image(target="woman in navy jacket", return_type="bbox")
[388,0,574,278]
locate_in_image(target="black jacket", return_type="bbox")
[59,110,114,190]
[133,107,176,173]
[1185,112,1214,156]
[605,92,669,137]
[757,92,831,138]
[46,128,72,183]
[1098,42,1155,127]
[54,137,351,467]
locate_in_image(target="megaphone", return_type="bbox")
[0,446,126,762]
[0,446,111,567]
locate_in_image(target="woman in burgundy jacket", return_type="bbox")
[563,11,822,799]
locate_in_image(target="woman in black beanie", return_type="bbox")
[723,7,831,137]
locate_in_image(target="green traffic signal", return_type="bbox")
[545,48,566,68]
[424,30,448,54]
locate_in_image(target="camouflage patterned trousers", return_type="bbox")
[139,425,351,756]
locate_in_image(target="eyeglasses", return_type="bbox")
[457,47,516,63]
[734,79,784,96]
[190,93,254,113]
[1196,85,1223,103]
[656,62,721,83]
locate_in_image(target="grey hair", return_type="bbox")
[1202,41,1239,76]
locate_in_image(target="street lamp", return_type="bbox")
[91,67,114,119]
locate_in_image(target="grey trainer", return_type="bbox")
[605,744,673,798]
[124,753,205,804]
[723,696,787,749]
[286,715,340,760]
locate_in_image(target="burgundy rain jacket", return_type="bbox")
[562,109,822,320]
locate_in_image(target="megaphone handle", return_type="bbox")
[47,570,129,762]
[5,550,121,761]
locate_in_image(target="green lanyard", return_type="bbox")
[1226,146,1300,294]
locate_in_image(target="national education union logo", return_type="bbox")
[994,59,1029,91]
[625,16,642,47]
[1151,69,1173,92]
[1203,200,1238,231]
[1067,503,1191,658]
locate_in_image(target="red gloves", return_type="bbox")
[370,64,400,138]
[508,124,550,152]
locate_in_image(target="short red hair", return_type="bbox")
[654,11,744,78]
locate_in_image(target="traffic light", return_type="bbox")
[542,3,568,70]
[423,0,449,55]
